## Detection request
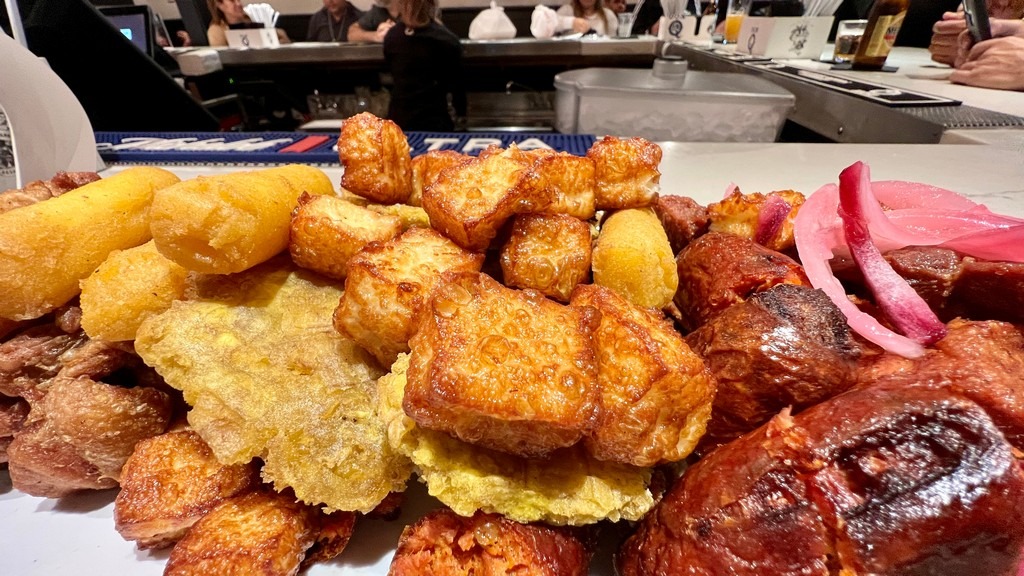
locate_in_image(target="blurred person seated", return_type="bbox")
[206,0,291,46]
[382,0,465,131]
[949,18,1024,90]
[607,0,628,14]
[307,0,364,41]
[349,0,400,42]
[557,0,618,35]
[929,0,1024,65]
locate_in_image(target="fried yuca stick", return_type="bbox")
[0,166,180,321]
[149,164,333,274]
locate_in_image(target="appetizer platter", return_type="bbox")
[2,117,1024,576]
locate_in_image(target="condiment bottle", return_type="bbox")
[851,0,910,69]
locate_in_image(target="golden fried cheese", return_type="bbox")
[338,112,412,205]
[135,256,412,513]
[571,284,715,467]
[586,136,661,211]
[707,188,806,252]
[115,429,260,549]
[333,227,484,367]
[500,213,593,303]
[410,149,471,207]
[404,272,601,458]
[379,354,657,525]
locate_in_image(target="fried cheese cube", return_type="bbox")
[366,202,432,231]
[338,112,412,205]
[707,189,805,252]
[571,284,715,467]
[500,213,592,302]
[288,192,402,280]
[389,508,594,576]
[421,145,548,251]
[334,228,484,367]
[114,429,260,549]
[410,149,471,207]
[404,272,601,458]
[164,491,318,576]
[592,208,678,310]
[587,136,662,211]
[524,151,597,220]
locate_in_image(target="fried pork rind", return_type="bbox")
[422,145,545,251]
[7,377,173,497]
[586,136,661,211]
[570,284,715,467]
[338,112,412,205]
[135,257,412,513]
[114,429,260,549]
[79,240,190,342]
[592,208,678,310]
[150,164,334,275]
[380,354,656,525]
[0,166,181,321]
[0,396,29,463]
[405,272,601,458]
[411,149,471,207]
[288,192,402,280]
[500,213,593,302]
[708,189,805,252]
[389,508,594,576]
[164,490,319,576]
[333,227,484,367]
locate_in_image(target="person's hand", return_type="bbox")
[949,35,1024,90]
[375,19,396,41]
[929,12,965,66]
[953,17,1024,68]
[571,17,591,33]
[177,30,193,47]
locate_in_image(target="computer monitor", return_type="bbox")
[99,5,153,57]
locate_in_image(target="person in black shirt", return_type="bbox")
[350,0,401,42]
[307,0,363,42]
[382,0,465,131]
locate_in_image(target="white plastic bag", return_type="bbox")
[530,4,560,38]
[469,1,517,40]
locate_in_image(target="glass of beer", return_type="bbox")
[833,19,867,63]
[724,0,752,43]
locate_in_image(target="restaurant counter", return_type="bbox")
[666,44,1024,145]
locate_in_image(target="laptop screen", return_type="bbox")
[99,6,153,56]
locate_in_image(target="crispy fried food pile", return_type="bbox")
[134,256,413,513]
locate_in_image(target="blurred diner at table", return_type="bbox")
[306,0,363,42]
[206,0,291,46]
[349,0,401,42]
[556,0,618,35]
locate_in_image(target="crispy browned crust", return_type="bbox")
[389,508,594,576]
[571,284,715,467]
[652,195,709,255]
[586,136,661,211]
[114,429,260,549]
[411,150,472,207]
[288,192,402,280]
[338,112,412,204]
[404,272,601,458]
[333,227,485,366]
[525,151,597,220]
[302,510,358,568]
[500,213,592,302]
[0,395,29,464]
[707,189,805,252]
[164,491,319,576]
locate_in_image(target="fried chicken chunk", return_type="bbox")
[586,136,661,210]
[571,284,714,467]
[115,429,261,549]
[410,149,471,207]
[405,272,601,458]
[500,213,592,302]
[164,490,350,576]
[334,227,485,367]
[389,508,594,576]
[338,112,412,204]
[8,376,173,497]
[288,192,402,280]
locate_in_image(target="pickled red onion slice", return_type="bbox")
[838,162,947,347]
[755,194,791,246]
[794,183,928,358]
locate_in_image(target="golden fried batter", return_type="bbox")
[410,149,471,207]
[338,112,412,205]
[571,284,715,467]
[707,189,805,252]
[586,136,661,211]
[592,208,678,310]
[135,256,412,513]
[405,272,601,458]
[500,213,593,302]
[333,227,484,367]
[379,354,657,525]
[115,429,260,549]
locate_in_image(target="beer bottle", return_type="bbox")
[851,0,910,69]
